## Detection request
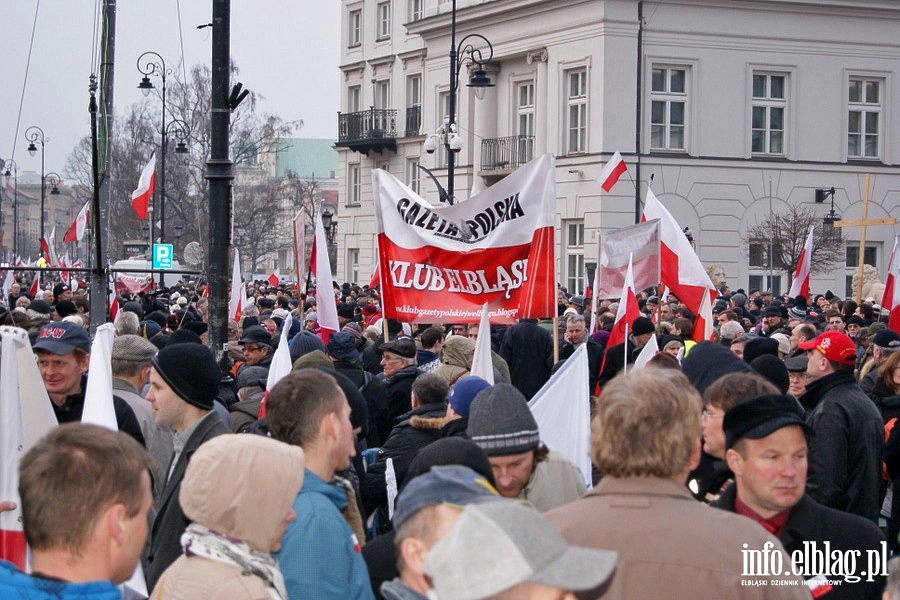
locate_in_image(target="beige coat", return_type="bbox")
[546,476,810,599]
[150,435,304,600]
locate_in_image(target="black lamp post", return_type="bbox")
[137,51,173,252]
[422,0,494,205]
[2,159,18,258]
[24,126,46,254]
[815,187,841,243]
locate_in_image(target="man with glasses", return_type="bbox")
[378,338,420,424]
[238,325,274,377]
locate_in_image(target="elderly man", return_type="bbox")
[798,331,883,522]
[547,368,808,598]
[860,329,900,395]
[0,424,152,596]
[758,305,786,337]
[468,383,584,512]
[559,314,603,392]
[378,337,420,424]
[715,394,885,599]
[33,321,143,445]
[789,322,817,354]
[238,324,274,373]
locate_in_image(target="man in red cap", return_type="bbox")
[798,330,883,523]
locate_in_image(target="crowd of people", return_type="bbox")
[2,273,900,598]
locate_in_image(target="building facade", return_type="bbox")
[336,0,900,299]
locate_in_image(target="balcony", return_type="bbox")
[405,105,421,137]
[480,135,535,175]
[336,108,398,155]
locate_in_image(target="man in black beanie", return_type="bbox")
[142,343,230,591]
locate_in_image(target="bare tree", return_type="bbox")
[743,204,844,280]
[232,178,294,273]
[65,62,301,263]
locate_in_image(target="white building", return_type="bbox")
[335,0,900,299]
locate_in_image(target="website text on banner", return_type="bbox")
[372,154,557,325]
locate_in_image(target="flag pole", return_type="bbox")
[622,323,629,376]
[553,315,559,364]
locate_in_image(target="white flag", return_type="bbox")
[228,250,247,322]
[81,323,117,430]
[633,334,659,369]
[312,212,340,333]
[469,303,494,384]
[266,315,294,391]
[528,344,592,488]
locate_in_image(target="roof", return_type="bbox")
[275,138,338,179]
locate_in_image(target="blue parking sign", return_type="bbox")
[152,244,174,269]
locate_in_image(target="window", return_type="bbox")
[650,67,686,150]
[348,9,361,47]
[565,69,587,154]
[748,239,783,268]
[347,164,361,206]
[348,85,361,113]
[564,221,585,293]
[848,78,881,159]
[407,158,421,195]
[375,80,390,109]
[752,73,786,155]
[347,249,360,283]
[408,0,423,21]
[846,245,877,268]
[748,275,782,297]
[517,81,535,164]
[406,75,421,136]
[377,1,391,40]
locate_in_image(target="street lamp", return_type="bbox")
[816,187,841,243]
[321,208,337,245]
[422,0,494,205]
[3,159,18,257]
[24,126,47,255]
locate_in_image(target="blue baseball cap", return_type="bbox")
[33,321,91,355]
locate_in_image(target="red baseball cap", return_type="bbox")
[798,330,856,365]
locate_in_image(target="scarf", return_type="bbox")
[181,523,287,600]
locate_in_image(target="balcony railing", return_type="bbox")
[481,135,535,172]
[405,105,421,137]
[336,108,398,154]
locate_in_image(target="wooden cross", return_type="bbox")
[833,173,897,301]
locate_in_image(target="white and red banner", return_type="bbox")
[642,190,716,341]
[372,154,557,324]
[788,226,815,299]
[131,153,156,220]
[64,200,91,243]
[883,235,900,333]
[311,212,340,335]
[115,273,154,294]
[0,326,57,569]
[596,220,660,299]
[228,249,246,322]
[597,151,627,192]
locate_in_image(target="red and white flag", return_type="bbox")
[311,212,340,335]
[64,200,91,242]
[28,273,39,298]
[607,255,641,352]
[372,154,556,324]
[597,151,627,192]
[39,237,51,265]
[788,226,815,299]
[228,249,247,322]
[642,190,716,341]
[882,235,900,333]
[368,261,381,290]
[131,153,156,220]
[267,270,280,287]
[109,290,119,322]
[0,326,57,569]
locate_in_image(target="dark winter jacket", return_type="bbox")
[798,370,884,523]
[559,338,604,393]
[379,365,420,426]
[362,403,447,516]
[499,319,553,400]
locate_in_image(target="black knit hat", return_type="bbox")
[632,316,655,336]
[151,343,221,410]
[723,394,809,450]
[467,383,540,456]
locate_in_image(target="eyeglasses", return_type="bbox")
[701,409,724,420]
[243,344,266,353]
[789,372,811,381]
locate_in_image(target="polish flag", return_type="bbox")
[882,235,900,333]
[228,249,247,322]
[642,190,716,341]
[39,237,51,265]
[606,254,641,351]
[310,212,339,336]
[131,153,156,220]
[201,284,209,299]
[597,151,628,192]
[788,226,815,300]
[109,290,119,322]
[28,273,39,299]
[0,326,58,569]
[267,270,280,287]
[368,261,381,289]
[64,200,91,242]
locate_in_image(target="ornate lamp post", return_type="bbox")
[24,126,47,254]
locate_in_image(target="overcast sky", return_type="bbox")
[1,0,340,179]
